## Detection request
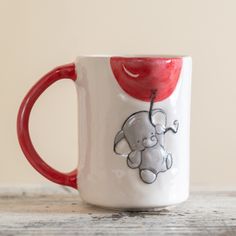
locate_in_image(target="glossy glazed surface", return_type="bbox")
[76,56,192,208]
[17,55,191,209]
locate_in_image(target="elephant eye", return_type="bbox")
[137,140,140,143]
[151,132,154,135]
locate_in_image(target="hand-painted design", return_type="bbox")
[113,91,179,184]
[110,57,182,102]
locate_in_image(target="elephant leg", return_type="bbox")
[127,151,141,169]
[140,169,157,184]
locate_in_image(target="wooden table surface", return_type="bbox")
[0,188,235,235]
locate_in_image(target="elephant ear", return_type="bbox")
[151,108,167,127]
[113,130,130,157]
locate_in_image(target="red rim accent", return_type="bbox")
[17,63,78,189]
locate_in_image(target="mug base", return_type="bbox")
[80,196,188,212]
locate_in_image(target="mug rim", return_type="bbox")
[77,54,191,59]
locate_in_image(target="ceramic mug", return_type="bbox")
[17,55,192,209]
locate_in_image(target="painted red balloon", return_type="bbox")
[110,57,182,102]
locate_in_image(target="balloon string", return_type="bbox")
[149,89,157,123]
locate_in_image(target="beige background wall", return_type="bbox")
[0,0,236,188]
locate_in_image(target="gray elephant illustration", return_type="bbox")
[113,108,179,184]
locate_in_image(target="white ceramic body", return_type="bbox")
[75,56,192,209]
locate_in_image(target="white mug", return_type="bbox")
[17,55,192,209]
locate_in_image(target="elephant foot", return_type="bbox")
[166,153,173,169]
[140,170,157,184]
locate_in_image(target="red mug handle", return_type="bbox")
[17,63,78,189]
